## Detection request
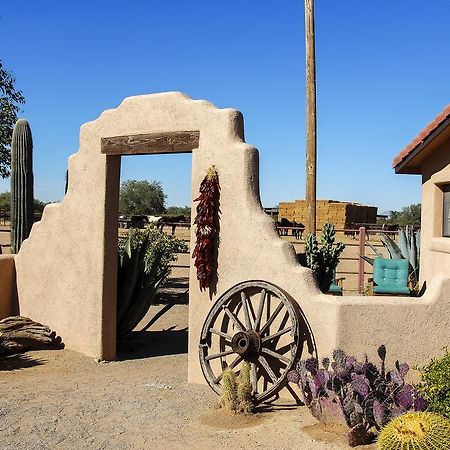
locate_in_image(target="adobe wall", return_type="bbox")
[13,92,337,368]
[335,275,450,368]
[11,92,450,387]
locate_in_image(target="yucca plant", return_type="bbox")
[363,226,420,284]
[116,225,187,338]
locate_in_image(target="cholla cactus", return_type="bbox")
[236,362,252,413]
[218,363,253,413]
[219,368,237,411]
[376,412,450,450]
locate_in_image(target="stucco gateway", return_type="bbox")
[5,92,449,387]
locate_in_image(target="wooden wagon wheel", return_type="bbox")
[199,280,313,404]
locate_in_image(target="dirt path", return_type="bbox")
[0,226,378,449]
[0,305,377,450]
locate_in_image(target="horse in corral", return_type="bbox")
[157,215,189,234]
[344,223,359,239]
[276,218,304,239]
[291,221,305,240]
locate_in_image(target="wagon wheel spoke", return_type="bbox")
[210,328,232,342]
[258,355,278,384]
[261,347,291,365]
[276,343,294,355]
[259,302,284,336]
[285,383,303,406]
[223,307,245,332]
[205,349,235,361]
[254,289,266,331]
[261,326,292,343]
[241,292,252,330]
[251,362,258,395]
[270,312,289,346]
[247,297,257,325]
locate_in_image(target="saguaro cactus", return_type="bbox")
[10,119,34,253]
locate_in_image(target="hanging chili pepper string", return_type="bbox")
[192,166,220,291]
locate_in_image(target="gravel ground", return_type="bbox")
[0,305,377,450]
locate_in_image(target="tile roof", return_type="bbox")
[392,104,450,168]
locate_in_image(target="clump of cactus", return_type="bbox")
[218,362,253,413]
[365,226,421,285]
[10,119,34,253]
[376,412,450,450]
[305,223,345,292]
[287,346,427,447]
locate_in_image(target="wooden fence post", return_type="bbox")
[358,227,366,294]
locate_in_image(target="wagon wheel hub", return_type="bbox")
[231,330,261,358]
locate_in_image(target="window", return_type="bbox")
[443,185,450,237]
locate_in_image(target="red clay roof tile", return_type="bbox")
[392,104,450,168]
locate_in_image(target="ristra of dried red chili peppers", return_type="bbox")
[192,166,220,291]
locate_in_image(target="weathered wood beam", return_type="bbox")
[101,131,200,155]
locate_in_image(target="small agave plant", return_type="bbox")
[287,346,427,447]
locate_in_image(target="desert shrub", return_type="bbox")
[116,225,188,338]
[417,348,450,419]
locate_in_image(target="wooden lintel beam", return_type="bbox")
[101,131,200,155]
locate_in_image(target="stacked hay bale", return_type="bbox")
[278,199,377,229]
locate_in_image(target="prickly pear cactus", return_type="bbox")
[10,119,34,253]
[377,412,450,450]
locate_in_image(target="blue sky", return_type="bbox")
[1,1,449,213]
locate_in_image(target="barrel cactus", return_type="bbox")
[377,412,450,449]
[10,119,34,253]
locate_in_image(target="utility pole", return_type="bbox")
[305,0,317,235]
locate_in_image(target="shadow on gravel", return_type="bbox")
[0,353,45,371]
[155,277,189,305]
[116,327,188,360]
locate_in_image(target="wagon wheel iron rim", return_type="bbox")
[199,280,312,404]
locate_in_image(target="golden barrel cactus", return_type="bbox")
[377,412,450,450]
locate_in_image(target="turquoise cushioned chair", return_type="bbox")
[327,271,345,295]
[372,257,410,295]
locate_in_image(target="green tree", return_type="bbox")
[0,191,46,213]
[119,180,166,215]
[166,205,191,217]
[0,61,25,178]
[388,203,421,226]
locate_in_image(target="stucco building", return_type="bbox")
[393,105,450,286]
